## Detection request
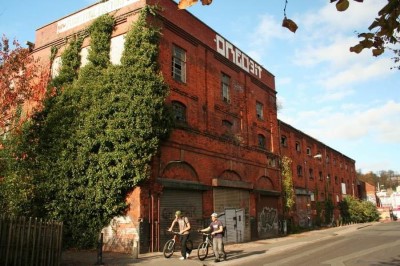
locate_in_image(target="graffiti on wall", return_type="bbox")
[297,209,309,228]
[257,207,277,235]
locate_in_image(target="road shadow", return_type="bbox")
[374,255,400,266]
[223,249,267,261]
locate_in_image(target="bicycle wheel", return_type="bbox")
[197,242,209,261]
[163,239,175,258]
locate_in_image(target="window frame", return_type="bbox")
[221,72,231,103]
[256,101,264,120]
[281,135,288,147]
[172,45,186,83]
[172,100,187,123]
[297,165,303,177]
[257,134,266,149]
[295,141,301,152]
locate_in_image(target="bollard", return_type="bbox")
[95,233,104,266]
[132,239,139,259]
[283,220,287,235]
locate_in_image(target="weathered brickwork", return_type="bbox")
[31,0,357,253]
[279,120,357,225]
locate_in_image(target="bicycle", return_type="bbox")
[197,232,226,261]
[163,231,193,258]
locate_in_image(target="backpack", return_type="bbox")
[183,217,191,231]
[221,225,227,237]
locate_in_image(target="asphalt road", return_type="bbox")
[233,221,400,266]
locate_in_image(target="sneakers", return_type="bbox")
[186,252,190,259]
[179,256,185,260]
[223,253,227,260]
[214,258,220,262]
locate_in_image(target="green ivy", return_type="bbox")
[281,156,295,214]
[0,6,172,249]
[51,37,83,90]
[324,198,334,224]
[87,14,114,68]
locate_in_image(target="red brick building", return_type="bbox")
[31,0,356,253]
[279,121,357,227]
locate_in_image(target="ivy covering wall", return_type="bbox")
[0,6,172,248]
[281,156,295,214]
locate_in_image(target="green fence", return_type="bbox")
[0,216,63,266]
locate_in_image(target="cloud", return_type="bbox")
[297,100,400,143]
[300,0,385,35]
[252,14,289,44]
[321,57,394,89]
[249,0,399,173]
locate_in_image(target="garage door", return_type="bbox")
[256,196,279,238]
[159,189,203,249]
[213,188,250,243]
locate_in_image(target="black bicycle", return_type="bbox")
[163,231,193,258]
[197,232,227,261]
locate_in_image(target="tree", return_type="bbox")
[177,0,400,68]
[349,0,400,70]
[339,196,380,223]
[357,170,379,187]
[0,35,49,134]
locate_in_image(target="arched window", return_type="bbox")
[172,101,186,122]
[297,165,303,176]
[281,135,288,147]
[258,134,266,149]
[295,141,301,152]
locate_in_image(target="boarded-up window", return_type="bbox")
[80,46,90,67]
[110,34,125,65]
[51,57,62,78]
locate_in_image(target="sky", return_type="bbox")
[0,0,399,174]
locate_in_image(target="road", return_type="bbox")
[231,222,400,266]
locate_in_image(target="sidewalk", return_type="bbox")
[61,222,377,266]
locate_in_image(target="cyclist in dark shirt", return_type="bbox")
[198,212,226,262]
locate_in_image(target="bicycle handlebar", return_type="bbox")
[167,230,184,235]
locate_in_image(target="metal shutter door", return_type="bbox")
[213,188,250,243]
[159,189,203,249]
[256,196,279,238]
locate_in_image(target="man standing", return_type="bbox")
[168,210,191,260]
[199,212,226,262]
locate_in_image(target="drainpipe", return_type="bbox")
[151,193,154,252]
[157,195,160,251]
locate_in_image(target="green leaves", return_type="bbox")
[349,0,400,66]
[88,15,114,68]
[0,6,172,249]
[281,156,295,212]
[339,196,380,223]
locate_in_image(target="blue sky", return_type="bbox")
[1,0,399,174]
